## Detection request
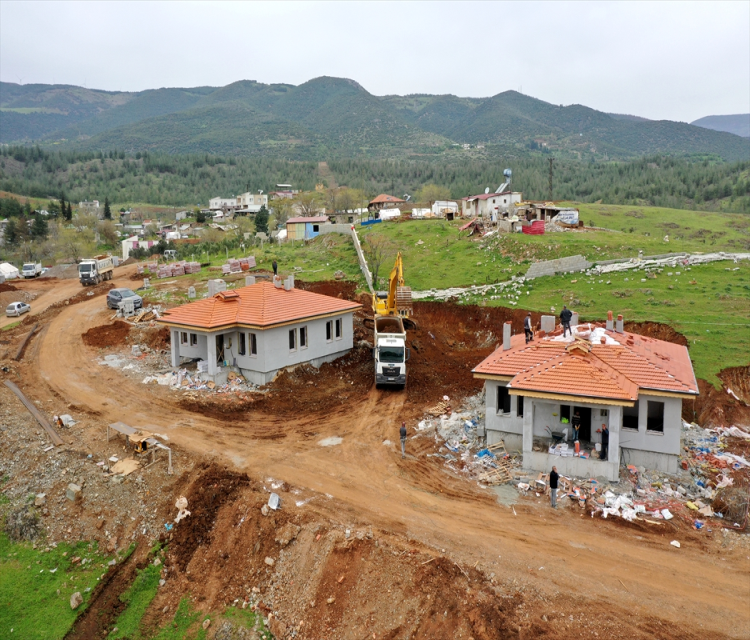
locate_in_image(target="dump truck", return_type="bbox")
[21,262,42,278]
[79,255,114,285]
[369,253,416,388]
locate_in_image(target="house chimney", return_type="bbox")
[503,321,512,350]
[606,310,614,331]
[571,312,579,326]
[616,314,624,333]
[273,275,283,289]
[245,275,256,286]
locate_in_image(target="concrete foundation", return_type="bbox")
[524,451,620,481]
[238,348,351,385]
[486,430,523,453]
[621,448,679,475]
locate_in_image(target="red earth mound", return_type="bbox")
[82,321,132,348]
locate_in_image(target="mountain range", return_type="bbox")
[1,77,748,161]
[691,114,750,139]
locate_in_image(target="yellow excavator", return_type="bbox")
[372,252,415,321]
[367,253,416,387]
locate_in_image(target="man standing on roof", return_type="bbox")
[524,312,533,344]
[272,259,278,276]
[560,305,573,337]
[549,466,559,509]
[400,421,407,459]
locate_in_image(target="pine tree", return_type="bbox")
[64,201,73,221]
[103,197,112,220]
[196,208,206,223]
[31,214,49,240]
[4,218,19,246]
[255,205,269,234]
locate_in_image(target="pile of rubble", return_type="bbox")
[142,367,259,394]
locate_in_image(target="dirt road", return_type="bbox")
[23,281,749,639]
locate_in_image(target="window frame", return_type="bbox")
[249,332,258,357]
[289,328,297,352]
[180,331,188,345]
[190,333,198,347]
[335,318,343,340]
[326,320,333,342]
[238,332,246,356]
[623,400,639,431]
[300,326,308,349]
[646,400,665,434]
[516,394,524,418]
[497,385,511,415]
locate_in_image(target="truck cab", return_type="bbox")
[374,316,409,387]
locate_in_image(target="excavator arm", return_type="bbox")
[372,252,413,321]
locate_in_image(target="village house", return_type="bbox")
[461,191,523,220]
[158,278,361,385]
[285,216,330,241]
[367,194,406,212]
[235,191,268,214]
[472,315,699,480]
[209,196,237,210]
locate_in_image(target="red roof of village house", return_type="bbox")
[473,326,698,400]
[368,194,405,205]
[159,282,361,330]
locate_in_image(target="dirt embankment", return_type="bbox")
[0,282,18,293]
[82,320,132,348]
[624,321,689,346]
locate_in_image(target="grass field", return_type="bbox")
[0,533,120,640]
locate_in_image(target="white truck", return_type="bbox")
[79,255,114,285]
[373,316,410,387]
[21,262,42,278]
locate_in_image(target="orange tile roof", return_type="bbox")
[159,282,361,330]
[473,325,698,399]
[368,193,405,205]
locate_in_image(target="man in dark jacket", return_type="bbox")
[272,259,278,276]
[560,305,573,337]
[400,421,407,458]
[549,466,559,508]
[600,424,609,460]
[524,313,533,344]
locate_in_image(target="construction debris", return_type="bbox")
[174,496,191,523]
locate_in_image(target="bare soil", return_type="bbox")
[1,271,748,639]
[81,320,132,348]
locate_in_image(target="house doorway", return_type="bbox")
[573,406,592,442]
[215,334,225,366]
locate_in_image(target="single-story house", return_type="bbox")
[368,194,405,212]
[122,236,157,260]
[286,216,330,241]
[461,191,523,220]
[158,278,362,385]
[472,317,699,480]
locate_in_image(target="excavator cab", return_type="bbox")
[372,253,414,321]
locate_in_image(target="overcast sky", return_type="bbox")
[1,1,748,122]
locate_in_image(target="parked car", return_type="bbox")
[6,301,31,317]
[106,288,143,310]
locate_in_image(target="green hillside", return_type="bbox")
[2,79,749,161]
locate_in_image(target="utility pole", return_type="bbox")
[548,158,554,202]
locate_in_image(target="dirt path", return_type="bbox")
[21,288,750,638]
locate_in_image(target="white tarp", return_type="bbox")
[0,262,19,279]
[379,208,401,221]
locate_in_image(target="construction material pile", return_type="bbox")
[142,367,258,394]
[418,393,521,486]
[221,257,256,275]
[154,261,201,278]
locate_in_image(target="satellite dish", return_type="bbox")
[484,187,490,194]
[403,194,411,202]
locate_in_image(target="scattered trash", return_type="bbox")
[174,496,191,523]
[268,493,280,510]
[670,540,681,548]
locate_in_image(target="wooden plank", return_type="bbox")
[13,324,38,361]
[3,380,64,446]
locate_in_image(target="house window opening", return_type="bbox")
[335,318,343,339]
[300,326,308,349]
[180,332,188,345]
[238,332,246,356]
[250,333,257,356]
[326,320,333,342]
[623,401,639,430]
[289,329,297,352]
[647,401,664,433]
[560,405,571,424]
[497,385,511,414]
[190,333,198,346]
[517,395,524,418]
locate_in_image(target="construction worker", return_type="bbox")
[400,421,407,458]
[572,410,581,442]
[600,424,609,460]
[549,466,559,509]
[524,313,533,344]
[272,259,278,276]
[560,305,573,337]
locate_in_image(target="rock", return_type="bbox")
[327,597,335,604]
[96,520,105,530]
[202,619,211,630]
[34,493,46,507]
[269,617,287,637]
[345,529,351,539]
[153,558,161,566]
[66,484,81,502]
[260,504,270,517]
[274,523,301,547]
[106,537,118,553]
[70,592,83,610]
[111,475,125,485]
[264,557,275,567]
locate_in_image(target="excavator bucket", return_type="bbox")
[396,287,413,316]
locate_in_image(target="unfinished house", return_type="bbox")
[158,279,361,385]
[461,192,523,222]
[472,319,698,480]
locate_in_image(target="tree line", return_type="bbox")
[1,146,748,213]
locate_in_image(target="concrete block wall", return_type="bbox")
[525,255,592,280]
